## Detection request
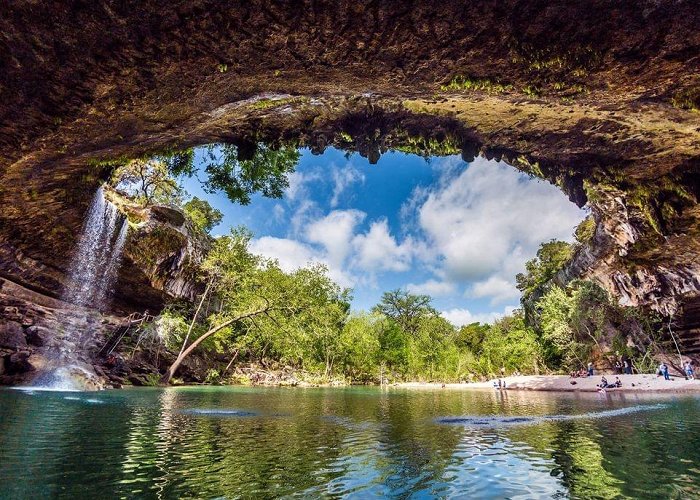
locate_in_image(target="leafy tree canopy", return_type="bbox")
[172,143,299,206]
[183,196,223,234]
[372,289,437,336]
[515,239,574,308]
[112,158,183,207]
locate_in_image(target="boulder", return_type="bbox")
[0,321,26,349]
[4,351,34,374]
[25,325,50,347]
[150,206,185,227]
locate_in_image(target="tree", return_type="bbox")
[516,239,574,325]
[480,312,542,375]
[574,216,596,244]
[289,265,351,377]
[183,197,223,233]
[338,312,382,382]
[372,289,436,336]
[537,285,579,368]
[187,143,299,205]
[516,240,574,299]
[161,229,349,383]
[377,317,409,375]
[112,158,183,207]
[407,315,457,380]
[538,280,616,371]
[455,322,490,353]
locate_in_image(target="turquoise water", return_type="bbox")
[1,386,699,498]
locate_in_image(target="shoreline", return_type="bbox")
[396,374,700,393]
[8,373,700,394]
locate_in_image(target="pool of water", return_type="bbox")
[1,386,698,498]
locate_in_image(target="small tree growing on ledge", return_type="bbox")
[112,158,183,207]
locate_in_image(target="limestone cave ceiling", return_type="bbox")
[0,0,699,320]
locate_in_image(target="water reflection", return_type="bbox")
[1,387,699,498]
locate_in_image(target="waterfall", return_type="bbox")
[62,186,128,310]
[26,187,128,391]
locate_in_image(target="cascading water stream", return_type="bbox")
[28,187,128,391]
[63,186,129,310]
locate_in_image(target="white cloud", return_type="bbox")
[248,236,354,288]
[400,185,429,230]
[249,236,317,271]
[441,305,518,327]
[272,204,285,223]
[290,199,318,236]
[352,219,414,272]
[469,276,521,305]
[306,210,365,267]
[252,155,584,315]
[284,170,320,202]
[415,157,585,301]
[406,279,457,297]
[331,166,365,207]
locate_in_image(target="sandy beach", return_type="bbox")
[398,374,700,393]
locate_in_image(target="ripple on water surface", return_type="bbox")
[179,408,257,417]
[436,403,669,427]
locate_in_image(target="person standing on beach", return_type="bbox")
[587,362,594,376]
[661,362,670,380]
[685,361,694,380]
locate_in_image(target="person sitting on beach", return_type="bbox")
[614,376,622,388]
[598,376,609,389]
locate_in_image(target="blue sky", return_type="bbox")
[181,147,586,325]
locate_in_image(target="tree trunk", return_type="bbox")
[178,276,214,358]
[161,305,269,384]
[224,349,239,374]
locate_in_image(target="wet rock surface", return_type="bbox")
[0,321,26,349]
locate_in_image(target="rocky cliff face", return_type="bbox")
[106,193,211,312]
[557,170,700,352]
[0,192,208,387]
[0,0,699,370]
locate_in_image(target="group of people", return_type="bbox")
[657,360,695,380]
[492,378,507,390]
[614,358,633,375]
[572,357,697,387]
[658,362,671,380]
[597,376,623,391]
[569,362,596,378]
